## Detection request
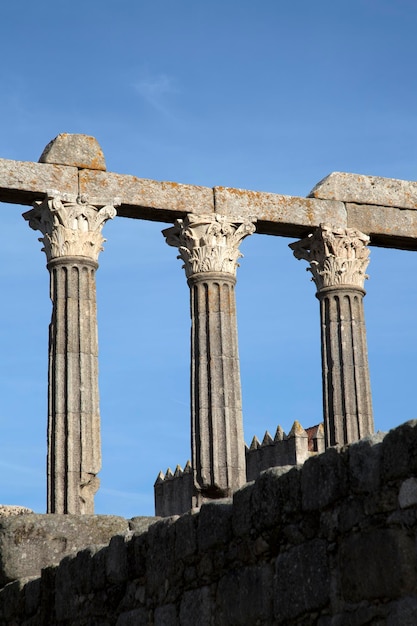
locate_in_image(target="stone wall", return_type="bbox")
[3,421,417,624]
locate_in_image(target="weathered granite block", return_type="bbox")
[399,478,417,509]
[214,186,347,236]
[387,596,417,626]
[116,608,149,626]
[24,576,40,618]
[154,603,179,626]
[180,587,213,626]
[197,500,233,552]
[0,514,129,586]
[174,511,198,560]
[382,420,417,481]
[127,532,148,580]
[251,466,302,532]
[106,535,128,584]
[339,529,417,601]
[274,539,330,623]
[348,433,385,493]
[309,171,417,210]
[216,565,274,625]
[232,481,254,537]
[302,447,348,511]
[39,133,107,170]
[146,517,178,602]
[346,202,417,248]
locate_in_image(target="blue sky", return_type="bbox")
[0,0,416,516]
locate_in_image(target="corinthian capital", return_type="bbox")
[23,192,119,262]
[163,214,256,278]
[290,224,370,291]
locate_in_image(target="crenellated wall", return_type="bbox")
[3,420,417,625]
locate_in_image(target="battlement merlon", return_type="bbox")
[2,135,417,249]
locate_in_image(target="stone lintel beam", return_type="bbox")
[309,171,417,211]
[213,186,347,238]
[346,203,417,251]
[2,151,417,248]
[78,169,214,222]
[0,159,78,205]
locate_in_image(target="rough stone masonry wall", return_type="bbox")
[3,420,417,625]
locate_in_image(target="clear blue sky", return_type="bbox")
[0,0,416,516]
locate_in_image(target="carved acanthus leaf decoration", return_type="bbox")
[163,214,256,278]
[23,192,118,262]
[290,224,370,290]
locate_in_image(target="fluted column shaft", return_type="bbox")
[24,193,117,513]
[290,224,374,448]
[164,214,255,502]
[189,271,244,496]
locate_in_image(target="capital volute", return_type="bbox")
[290,223,370,291]
[23,191,119,263]
[163,213,256,279]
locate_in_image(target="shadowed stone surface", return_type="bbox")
[0,514,130,585]
[39,133,106,170]
[3,423,417,624]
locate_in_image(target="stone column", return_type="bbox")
[24,192,117,513]
[163,214,255,504]
[290,224,374,448]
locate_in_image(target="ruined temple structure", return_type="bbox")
[4,134,417,624]
[1,133,417,518]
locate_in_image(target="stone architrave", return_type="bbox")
[23,192,117,514]
[163,214,256,505]
[290,224,374,448]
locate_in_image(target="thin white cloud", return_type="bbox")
[134,72,179,116]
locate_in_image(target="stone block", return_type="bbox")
[387,596,417,625]
[216,565,274,625]
[274,539,330,623]
[146,517,178,602]
[232,481,254,537]
[214,186,347,236]
[251,466,302,532]
[0,579,26,623]
[79,169,214,221]
[116,608,149,626]
[197,500,233,552]
[399,478,417,509]
[382,420,417,481]
[174,510,198,560]
[129,516,159,535]
[347,203,417,249]
[0,158,78,206]
[106,535,128,584]
[310,171,417,209]
[348,432,385,494]
[0,505,33,517]
[155,603,179,625]
[0,514,129,586]
[39,133,106,170]
[301,447,348,511]
[339,529,417,602]
[126,532,148,579]
[24,576,41,617]
[180,587,213,625]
